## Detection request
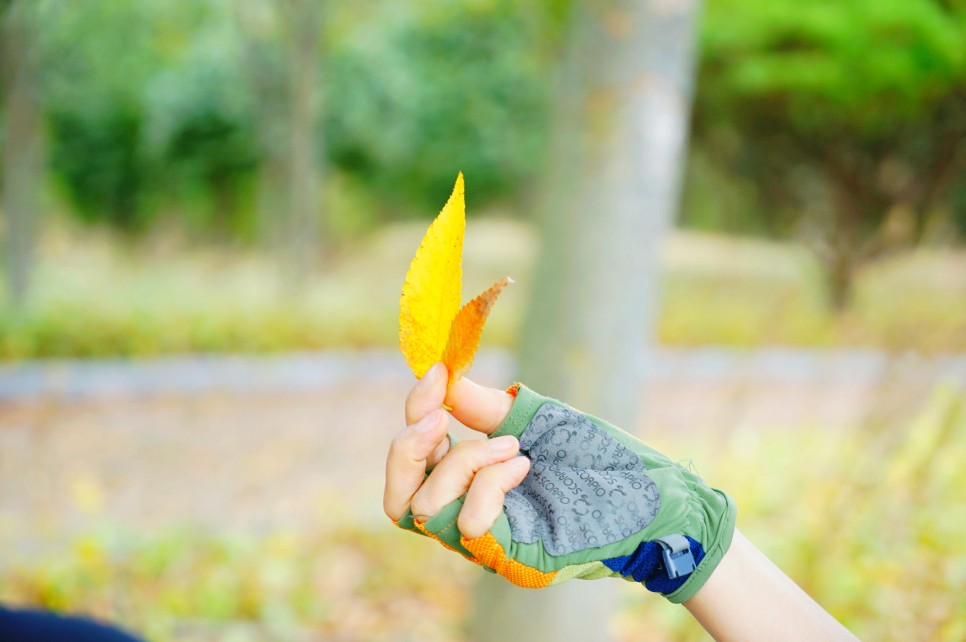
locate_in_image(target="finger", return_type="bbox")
[405,362,448,426]
[424,435,451,471]
[410,435,520,519]
[458,456,531,538]
[384,408,449,521]
[445,377,514,435]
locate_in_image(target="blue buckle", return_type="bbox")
[656,535,696,580]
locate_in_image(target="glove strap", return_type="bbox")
[654,535,697,580]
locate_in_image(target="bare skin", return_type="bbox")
[384,362,858,642]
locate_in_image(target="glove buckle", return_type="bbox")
[655,535,696,579]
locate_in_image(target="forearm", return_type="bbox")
[684,529,858,642]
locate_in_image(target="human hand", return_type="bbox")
[385,363,737,603]
[384,361,528,541]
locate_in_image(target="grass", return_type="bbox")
[0,525,473,642]
[1,220,965,359]
[3,387,964,641]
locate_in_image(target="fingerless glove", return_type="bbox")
[395,383,737,604]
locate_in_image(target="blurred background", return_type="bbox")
[1,0,964,640]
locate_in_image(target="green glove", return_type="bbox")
[396,383,737,603]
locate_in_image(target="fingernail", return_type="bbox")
[413,409,441,433]
[488,435,518,451]
[508,455,531,471]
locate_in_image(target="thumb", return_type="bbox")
[444,377,515,435]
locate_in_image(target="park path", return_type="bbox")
[2,348,964,559]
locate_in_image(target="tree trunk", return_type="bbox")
[237,0,324,286]
[825,246,854,312]
[1,0,43,311]
[236,1,286,253]
[283,0,322,285]
[468,0,702,640]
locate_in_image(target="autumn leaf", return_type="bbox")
[399,173,511,383]
[399,173,465,378]
[442,276,513,385]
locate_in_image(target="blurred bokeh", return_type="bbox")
[1,0,964,640]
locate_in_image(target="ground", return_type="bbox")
[2,347,959,541]
[1,348,963,641]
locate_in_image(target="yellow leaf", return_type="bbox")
[399,173,465,378]
[399,172,512,383]
[442,276,513,385]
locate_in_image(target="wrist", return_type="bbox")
[663,488,737,603]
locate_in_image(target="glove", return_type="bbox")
[395,383,737,604]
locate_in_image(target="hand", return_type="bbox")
[383,362,530,539]
[386,366,736,600]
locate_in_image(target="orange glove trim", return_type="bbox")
[461,532,556,588]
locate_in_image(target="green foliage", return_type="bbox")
[324,0,551,213]
[26,0,555,236]
[690,0,966,239]
[146,44,259,237]
[684,0,966,307]
[39,0,259,233]
[13,0,966,247]
[48,106,147,228]
[702,0,965,126]
[39,0,163,229]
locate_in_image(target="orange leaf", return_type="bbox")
[442,276,513,385]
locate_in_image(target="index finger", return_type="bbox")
[384,408,449,521]
[386,363,451,522]
[444,377,514,435]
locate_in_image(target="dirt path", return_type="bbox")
[2,348,963,558]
